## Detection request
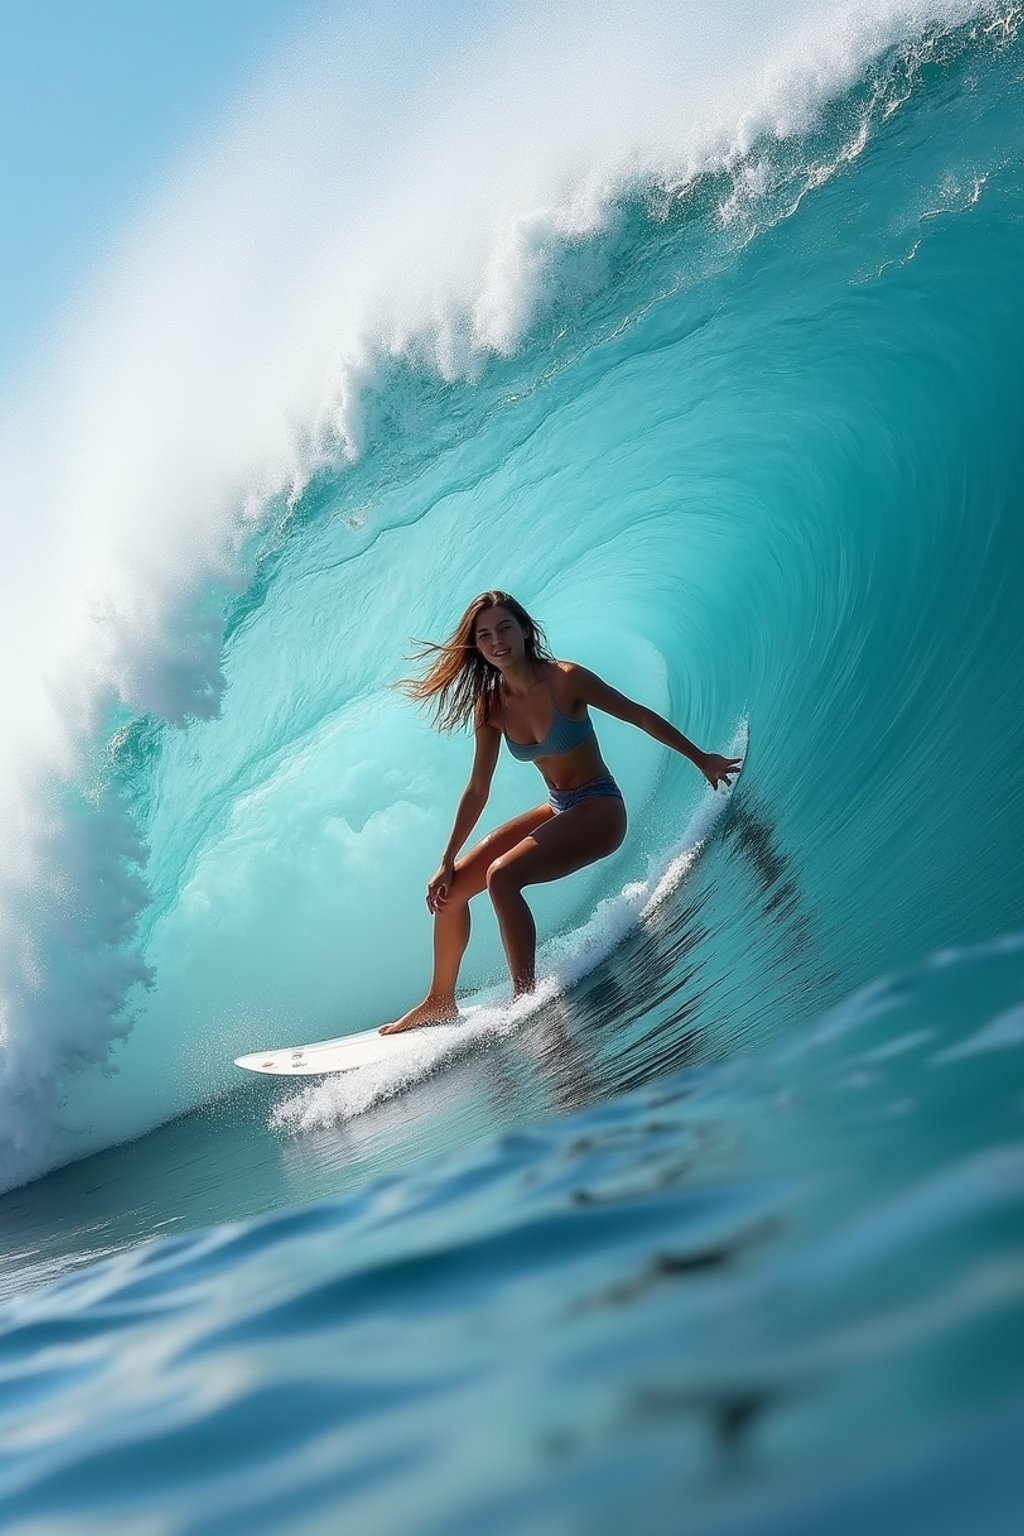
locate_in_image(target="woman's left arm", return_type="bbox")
[568,664,742,791]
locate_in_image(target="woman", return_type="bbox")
[380,591,741,1034]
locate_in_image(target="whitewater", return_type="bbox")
[1,0,1024,1530]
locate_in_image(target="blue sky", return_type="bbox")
[0,0,322,385]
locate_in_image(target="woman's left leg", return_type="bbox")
[485,798,627,994]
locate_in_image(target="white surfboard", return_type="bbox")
[234,1019,468,1076]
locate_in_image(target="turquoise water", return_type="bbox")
[2,5,1024,1531]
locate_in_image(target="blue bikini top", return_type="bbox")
[502,670,596,762]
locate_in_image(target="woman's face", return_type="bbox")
[474,605,528,671]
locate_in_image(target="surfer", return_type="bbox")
[380,591,741,1033]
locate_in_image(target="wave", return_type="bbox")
[1,0,1022,1191]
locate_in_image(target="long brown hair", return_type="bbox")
[399,591,552,732]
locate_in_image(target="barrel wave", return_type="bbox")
[1,1,1023,1189]
[2,4,1024,1530]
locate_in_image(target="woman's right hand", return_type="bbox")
[426,858,456,914]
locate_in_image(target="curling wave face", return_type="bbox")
[1,6,1024,1530]
[1,2,1023,1201]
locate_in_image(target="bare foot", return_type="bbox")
[379,996,459,1035]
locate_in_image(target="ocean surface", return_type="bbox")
[2,2,1024,1530]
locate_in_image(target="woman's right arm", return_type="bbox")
[427,721,501,913]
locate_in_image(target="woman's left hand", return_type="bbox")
[698,752,743,790]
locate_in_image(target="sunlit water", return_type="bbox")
[2,4,1024,1531]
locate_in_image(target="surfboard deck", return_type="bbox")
[234,1018,468,1075]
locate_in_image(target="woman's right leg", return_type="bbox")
[379,801,555,1033]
